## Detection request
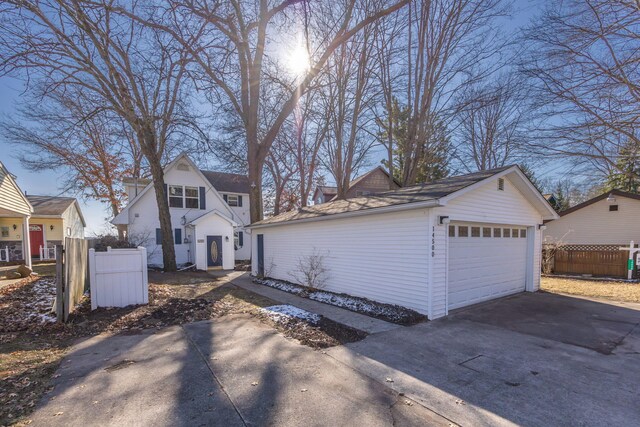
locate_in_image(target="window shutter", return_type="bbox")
[199,187,206,210]
[174,228,182,245]
[223,194,228,202]
[163,184,168,198]
[156,228,162,245]
[238,231,244,247]
[238,195,243,207]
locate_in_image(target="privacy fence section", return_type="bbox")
[544,244,638,279]
[89,247,148,309]
[55,237,89,322]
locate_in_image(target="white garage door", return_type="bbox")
[448,223,529,310]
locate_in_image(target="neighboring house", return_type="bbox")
[312,166,400,205]
[0,162,86,265]
[250,165,557,319]
[112,153,251,270]
[543,194,559,211]
[543,189,640,245]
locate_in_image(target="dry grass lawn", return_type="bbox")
[541,276,640,303]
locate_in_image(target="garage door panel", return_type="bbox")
[448,223,528,310]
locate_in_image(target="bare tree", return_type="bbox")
[2,88,143,239]
[454,74,530,171]
[115,0,408,222]
[521,0,640,180]
[319,21,379,199]
[0,1,197,271]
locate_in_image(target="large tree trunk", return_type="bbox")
[146,149,177,271]
[248,145,264,223]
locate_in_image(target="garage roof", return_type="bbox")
[252,166,520,227]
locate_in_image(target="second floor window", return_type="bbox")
[168,185,200,209]
[227,194,239,207]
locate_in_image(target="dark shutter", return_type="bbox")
[238,195,243,207]
[199,187,206,210]
[163,184,168,200]
[174,228,182,245]
[156,228,162,245]
[223,194,228,202]
[238,231,244,247]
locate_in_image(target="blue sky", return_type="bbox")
[0,0,552,235]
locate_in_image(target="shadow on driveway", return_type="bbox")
[327,292,640,427]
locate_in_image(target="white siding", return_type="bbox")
[0,165,31,216]
[543,196,640,245]
[62,203,85,238]
[193,215,235,270]
[252,209,431,314]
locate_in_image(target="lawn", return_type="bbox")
[541,276,640,303]
[0,270,364,426]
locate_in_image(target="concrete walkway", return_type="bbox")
[230,273,400,334]
[29,315,448,427]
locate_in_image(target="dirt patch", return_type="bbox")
[256,278,427,325]
[541,276,640,303]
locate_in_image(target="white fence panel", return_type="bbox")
[89,246,148,309]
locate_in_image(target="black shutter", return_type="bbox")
[199,187,206,210]
[223,194,228,202]
[238,231,243,247]
[156,228,162,245]
[238,195,243,207]
[174,228,182,245]
[163,184,168,200]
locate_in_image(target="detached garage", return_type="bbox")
[250,166,558,319]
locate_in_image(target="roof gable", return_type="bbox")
[0,162,33,216]
[559,189,640,217]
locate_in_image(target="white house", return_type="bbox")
[112,153,251,270]
[543,189,640,245]
[249,166,558,319]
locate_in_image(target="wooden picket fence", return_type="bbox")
[55,237,90,322]
[546,244,637,278]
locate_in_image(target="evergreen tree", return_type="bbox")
[519,163,542,192]
[605,141,640,193]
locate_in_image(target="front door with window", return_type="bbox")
[29,224,44,258]
[206,235,223,268]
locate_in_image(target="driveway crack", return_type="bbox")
[181,325,248,427]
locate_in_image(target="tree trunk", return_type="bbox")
[248,152,264,223]
[146,150,177,271]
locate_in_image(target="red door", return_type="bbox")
[29,224,44,258]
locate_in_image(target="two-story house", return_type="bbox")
[312,166,401,205]
[112,153,251,270]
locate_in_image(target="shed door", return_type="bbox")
[448,223,529,310]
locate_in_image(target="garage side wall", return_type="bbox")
[251,209,431,314]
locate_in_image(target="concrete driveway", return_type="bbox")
[328,292,640,426]
[28,314,446,427]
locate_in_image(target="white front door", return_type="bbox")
[448,223,529,310]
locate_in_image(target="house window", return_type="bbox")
[185,186,199,209]
[512,228,519,238]
[520,229,527,238]
[498,178,505,191]
[483,227,492,237]
[1,227,8,238]
[503,228,511,238]
[493,228,502,237]
[609,205,619,212]
[471,226,481,237]
[168,185,184,208]
[448,225,456,237]
[458,226,469,237]
[234,231,244,249]
[227,194,239,207]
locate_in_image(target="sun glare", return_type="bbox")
[286,44,310,77]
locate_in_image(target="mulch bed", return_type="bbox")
[255,278,427,326]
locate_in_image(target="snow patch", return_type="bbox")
[260,304,321,325]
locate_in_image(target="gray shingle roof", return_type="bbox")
[253,166,513,227]
[26,195,76,216]
[200,170,250,194]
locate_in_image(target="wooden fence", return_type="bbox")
[546,244,637,278]
[89,247,148,309]
[55,237,89,322]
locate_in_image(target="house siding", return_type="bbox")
[252,209,431,314]
[543,196,640,245]
[346,168,399,197]
[0,165,31,216]
[61,203,85,239]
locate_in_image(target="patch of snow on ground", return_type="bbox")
[260,304,321,325]
[258,279,305,295]
[27,278,57,323]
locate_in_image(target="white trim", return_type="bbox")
[249,199,442,230]
[188,209,237,227]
